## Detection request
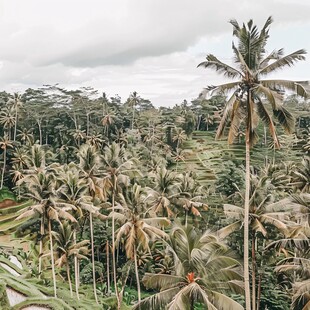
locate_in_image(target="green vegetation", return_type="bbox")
[0,17,309,310]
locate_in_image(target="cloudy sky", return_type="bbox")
[0,0,310,106]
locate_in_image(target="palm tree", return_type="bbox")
[7,93,23,142]
[175,171,208,226]
[0,135,13,189]
[16,128,34,145]
[218,172,302,309]
[198,16,308,310]
[54,220,89,297]
[290,157,310,193]
[64,155,106,303]
[172,127,187,153]
[113,183,170,303]
[149,166,180,218]
[134,223,244,310]
[101,142,138,309]
[128,91,141,130]
[0,107,15,140]
[16,170,77,298]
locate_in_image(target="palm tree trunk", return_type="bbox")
[112,176,121,309]
[244,130,251,310]
[38,122,42,145]
[0,149,6,189]
[132,108,135,130]
[133,245,141,304]
[106,240,110,293]
[38,216,44,276]
[14,109,18,142]
[66,263,73,297]
[73,230,80,300]
[48,219,57,298]
[89,212,99,304]
[256,274,262,310]
[252,234,256,310]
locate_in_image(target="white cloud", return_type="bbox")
[0,0,309,106]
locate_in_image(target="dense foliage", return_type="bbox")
[0,17,309,310]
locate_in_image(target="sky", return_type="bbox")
[0,0,310,107]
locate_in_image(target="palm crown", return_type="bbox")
[198,16,309,147]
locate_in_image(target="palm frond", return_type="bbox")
[142,273,184,291]
[260,79,309,98]
[273,106,295,134]
[255,96,280,148]
[259,49,306,75]
[217,221,242,239]
[215,94,238,140]
[198,54,242,79]
[259,49,284,69]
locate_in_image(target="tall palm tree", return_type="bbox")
[16,170,77,298]
[198,16,308,310]
[7,93,23,142]
[128,91,141,130]
[101,142,138,309]
[65,153,106,303]
[0,107,15,140]
[0,135,13,189]
[149,166,180,218]
[218,172,303,309]
[113,183,170,303]
[54,220,89,297]
[134,223,243,310]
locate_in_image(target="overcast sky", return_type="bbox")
[0,0,309,106]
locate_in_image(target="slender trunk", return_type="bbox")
[0,149,6,189]
[252,234,256,310]
[134,245,141,304]
[38,215,44,276]
[112,176,121,309]
[37,122,42,145]
[263,126,267,146]
[89,212,98,304]
[119,262,132,306]
[48,219,57,298]
[256,274,262,310]
[132,108,135,130]
[66,263,73,297]
[14,109,17,142]
[87,113,89,137]
[197,115,201,131]
[185,210,188,227]
[106,240,110,293]
[73,230,80,300]
[244,130,251,310]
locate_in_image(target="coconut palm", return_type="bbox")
[0,135,13,189]
[218,172,302,309]
[101,142,139,309]
[149,166,180,218]
[54,220,89,296]
[174,171,208,226]
[16,128,34,145]
[0,107,15,140]
[7,93,23,142]
[198,16,308,310]
[63,156,106,303]
[290,157,310,193]
[172,128,187,153]
[134,223,243,310]
[113,183,170,303]
[128,91,141,130]
[16,170,77,298]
